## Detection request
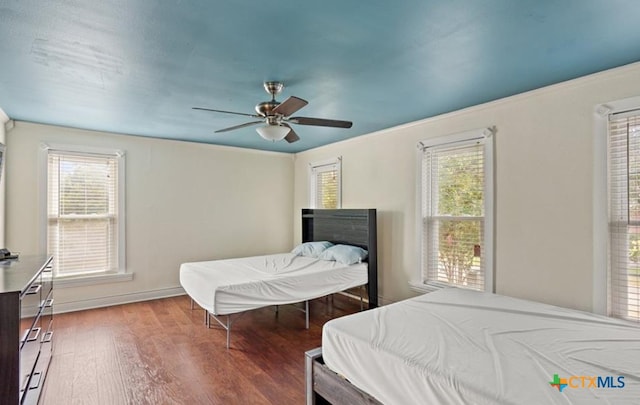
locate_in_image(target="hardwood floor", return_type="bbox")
[40,294,362,405]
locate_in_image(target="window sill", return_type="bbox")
[53,272,134,288]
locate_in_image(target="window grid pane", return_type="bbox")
[48,151,119,277]
[315,170,338,209]
[310,159,341,209]
[609,112,640,322]
[423,141,485,291]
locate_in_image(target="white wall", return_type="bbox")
[6,122,294,311]
[294,62,640,312]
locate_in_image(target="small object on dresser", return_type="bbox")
[0,248,18,260]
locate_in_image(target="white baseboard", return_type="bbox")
[53,286,186,314]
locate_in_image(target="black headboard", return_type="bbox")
[301,209,378,308]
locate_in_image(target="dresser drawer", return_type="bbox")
[19,280,42,349]
[41,290,54,341]
[19,313,42,393]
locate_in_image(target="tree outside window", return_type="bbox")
[421,131,492,293]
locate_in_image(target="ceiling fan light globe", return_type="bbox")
[256,125,290,141]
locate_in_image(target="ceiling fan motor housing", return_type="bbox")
[255,100,280,117]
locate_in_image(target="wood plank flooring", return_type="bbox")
[40,294,362,405]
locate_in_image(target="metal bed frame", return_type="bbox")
[192,284,368,349]
[187,209,378,349]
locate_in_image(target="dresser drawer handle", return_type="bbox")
[40,298,54,308]
[25,327,41,343]
[43,265,53,273]
[28,372,42,390]
[26,284,42,295]
[42,330,54,343]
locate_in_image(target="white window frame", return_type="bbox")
[39,143,130,287]
[594,96,640,319]
[412,128,494,293]
[308,157,342,209]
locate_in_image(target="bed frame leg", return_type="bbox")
[226,316,231,349]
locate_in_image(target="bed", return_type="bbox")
[180,208,377,348]
[306,288,640,405]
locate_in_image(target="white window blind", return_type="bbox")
[421,138,487,291]
[310,158,341,209]
[609,111,640,322]
[47,150,120,277]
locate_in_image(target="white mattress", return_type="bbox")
[179,253,367,315]
[322,288,640,405]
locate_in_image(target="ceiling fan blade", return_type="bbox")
[215,121,263,133]
[272,96,308,117]
[283,124,300,143]
[193,107,260,118]
[290,116,353,128]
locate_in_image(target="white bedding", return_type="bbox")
[179,253,368,315]
[322,288,640,405]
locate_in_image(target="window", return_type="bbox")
[309,157,341,209]
[44,146,125,279]
[417,129,494,292]
[608,110,640,322]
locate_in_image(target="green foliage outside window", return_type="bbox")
[436,150,483,286]
[319,171,338,209]
[59,161,110,215]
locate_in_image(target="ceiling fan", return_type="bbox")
[193,81,352,143]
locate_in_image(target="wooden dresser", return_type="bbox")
[0,255,54,405]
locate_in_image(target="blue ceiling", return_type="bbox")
[1,1,640,153]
